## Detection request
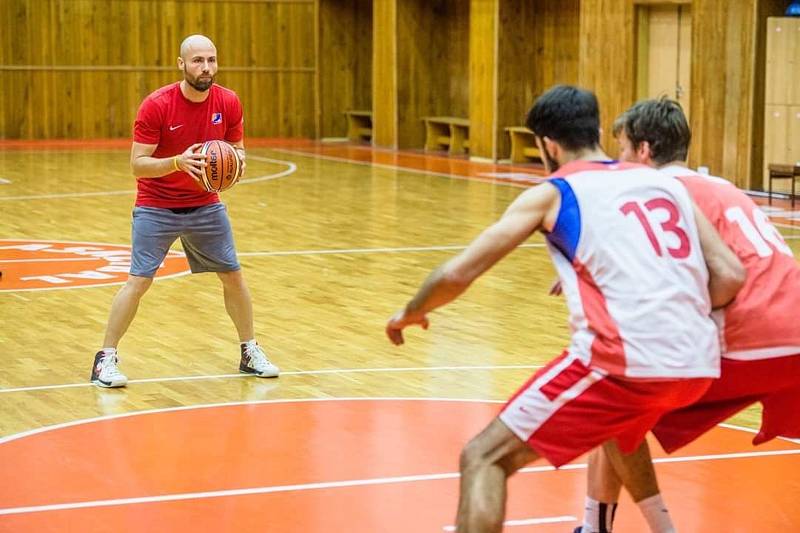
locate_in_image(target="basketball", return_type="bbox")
[196,140,242,192]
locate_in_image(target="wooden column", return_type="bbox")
[578,1,637,160]
[689,0,752,188]
[372,0,397,148]
[469,0,499,160]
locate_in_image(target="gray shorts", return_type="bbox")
[130,203,241,277]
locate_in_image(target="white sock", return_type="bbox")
[582,496,616,532]
[240,339,257,348]
[101,347,117,355]
[637,494,676,533]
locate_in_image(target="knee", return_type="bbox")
[459,437,489,473]
[217,269,244,286]
[125,276,152,297]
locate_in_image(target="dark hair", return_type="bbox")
[612,97,691,166]
[525,85,601,151]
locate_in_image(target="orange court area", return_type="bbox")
[0,399,798,533]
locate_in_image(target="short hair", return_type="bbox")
[525,85,600,151]
[613,97,691,166]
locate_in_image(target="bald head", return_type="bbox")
[177,35,218,95]
[180,34,216,60]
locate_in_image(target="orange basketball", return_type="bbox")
[196,140,242,192]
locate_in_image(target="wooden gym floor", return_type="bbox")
[0,140,798,532]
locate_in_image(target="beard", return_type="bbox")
[184,69,214,92]
[543,149,560,173]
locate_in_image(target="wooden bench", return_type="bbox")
[505,126,542,163]
[768,163,800,208]
[343,110,372,143]
[422,116,470,154]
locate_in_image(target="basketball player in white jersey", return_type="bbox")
[574,98,800,533]
[385,85,745,532]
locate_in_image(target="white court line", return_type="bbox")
[443,515,577,530]
[0,243,545,266]
[0,448,798,516]
[2,396,793,449]
[0,178,11,184]
[273,147,537,188]
[0,155,294,201]
[0,397,505,445]
[719,422,800,445]
[0,364,543,394]
[238,242,545,258]
[0,257,118,263]
[0,268,191,293]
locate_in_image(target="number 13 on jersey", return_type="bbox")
[621,198,691,259]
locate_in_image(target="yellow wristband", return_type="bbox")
[172,156,180,172]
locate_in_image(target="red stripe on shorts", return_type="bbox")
[539,358,592,402]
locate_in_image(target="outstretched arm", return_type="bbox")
[386,182,559,345]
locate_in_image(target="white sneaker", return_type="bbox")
[239,344,280,378]
[90,350,128,388]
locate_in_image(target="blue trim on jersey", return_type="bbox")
[546,178,581,261]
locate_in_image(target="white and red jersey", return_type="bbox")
[660,166,800,360]
[545,160,719,379]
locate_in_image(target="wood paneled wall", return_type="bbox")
[579,0,785,189]
[469,0,579,161]
[469,0,499,159]
[318,0,372,138]
[395,0,469,150]
[578,1,638,158]
[496,0,579,159]
[757,1,795,189]
[2,0,787,186]
[0,0,317,140]
[689,0,753,188]
[372,0,397,147]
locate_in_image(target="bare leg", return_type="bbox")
[102,275,153,347]
[581,446,624,532]
[601,440,676,532]
[601,440,660,503]
[217,269,254,342]
[587,446,623,503]
[456,418,539,533]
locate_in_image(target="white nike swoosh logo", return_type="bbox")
[169,125,183,131]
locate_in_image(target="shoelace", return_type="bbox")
[100,354,124,378]
[244,345,272,371]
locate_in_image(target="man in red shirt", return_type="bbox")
[574,98,800,533]
[91,35,279,387]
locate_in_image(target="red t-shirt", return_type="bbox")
[133,82,244,208]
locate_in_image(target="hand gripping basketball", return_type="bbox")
[194,140,244,193]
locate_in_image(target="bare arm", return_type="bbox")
[386,182,559,345]
[693,202,746,308]
[130,141,206,182]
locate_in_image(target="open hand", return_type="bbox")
[386,308,430,346]
[175,143,206,183]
